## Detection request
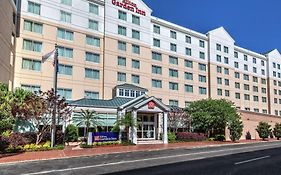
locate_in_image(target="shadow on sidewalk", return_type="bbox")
[0,152,24,159]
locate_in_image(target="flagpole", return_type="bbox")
[51,43,58,148]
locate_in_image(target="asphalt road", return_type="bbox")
[1,141,281,175]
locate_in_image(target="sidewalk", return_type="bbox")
[0,139,278,165]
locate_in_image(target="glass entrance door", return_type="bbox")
[137,115,155,140]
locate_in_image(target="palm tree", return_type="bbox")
[115,113,138,142]
[78,109,103,138]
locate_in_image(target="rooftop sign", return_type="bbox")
[112,0,146,16]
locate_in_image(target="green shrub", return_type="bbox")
[65,125,78,143]
[256,122,271,140]
[214,135,226,142]
[168,132,176,142]
[208,137,215,141]
[0,135,9,152]
[1,130,12,137]
[273,123,281,140]
[80,143,94,148]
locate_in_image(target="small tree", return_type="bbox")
[115,113,138,142]
[273,123,281,140]
[78,109,103,138]
[65,124,78,145]
[256,122,271,141]
[168,107,191,133]
[228,117,243,142]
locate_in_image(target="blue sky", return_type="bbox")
[143,0,281,54]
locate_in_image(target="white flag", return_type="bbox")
[42,49,56,63]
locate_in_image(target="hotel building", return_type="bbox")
[8,0,281,142]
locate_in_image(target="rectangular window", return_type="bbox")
[244,64,248,71]
[235,72,240,79]
[57,46,73,58]
[216,55,221,62]
[89,3,99,15]
[24,20,43,34]
[170,30,177,39]
[58,88,72,100]
[261,60,265,66]
[132,15,140,25]
[118,56,126,66]
[152,52,162,61]
[262,97,267,103]
[169,82,179,90]
[244,94,250,101]
[253,67,257,73]
[152,65,162,75]
[61,0,72,6]
[185,85,193,93]
[199,52,205,59]
[57,28,73,41]
[170,43,177,52]
[224,46,229,53]
[86,35,100,47]
[132,29,140,40]
[199,63,206,71]
[216,44,221,51]
[185,72,193,80]
[85,91,99,99]
[186,48,192,56]
[244,55,248,61]
[185,60,193,68]
[243,74,249,81]
[23,39,42,52]
[235,93,240,99]
[21,84,41,93]
[225,79,229,86]
[261,78,266,84]
[118,41,126,51]
[169,69,178,77]
[131,74,140,84]
[253,86,259,92]
[85,52,100,63]
[253,96,259,102]
[199,40,205,48]
[169,56,178,65]
[22,58,41,71]
[261,88,266,94]
[234,62,239,68]
[217,66,222,73]
[132,59,140,69]
[224,57,229,64]
[199,75,206,83]
[60,11,71,23]
[217,77,222,84]
[253,76,258,83]
[85,68,100,79]
[169,100,179,107]
[225,90,230,97]
[234,51,238,58]
[186,36,191,43]
[153,25,160,34]
[153,38,160,47]
[28,1,41,15]
[235,82,240,89]
[224,68,229,75]
[253,58,257,64]
[118,10,127,21]
[58,64,72,75]
[88,19,98,30]
[217,89,222,96]
[117,72,126,82]
[199,87,207,95]
[132,44,140,54]
[152,79,162,88]
[118,25,127,36]
[244,84,250,91]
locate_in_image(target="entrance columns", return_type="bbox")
[163,112,168,144]
[132,110,138,144]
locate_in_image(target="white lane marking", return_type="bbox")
[234,156,271,165]
[21,143,281,175]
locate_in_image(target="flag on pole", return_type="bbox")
[42,49,56,63]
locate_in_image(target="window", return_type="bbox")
[61,0,72,6]
[254,109,259,113]
[186,36,191,43]
[244,64,248,71]
[152,52,162,61]
[199,87,207,95]
[225,90,230,97]
[23,39,42,52]
[217,89,222,96]
[253,86,259,92]
[85,91,99,99]
[28,1,40,15]
[234,61,239,68]
[86,35,100,47]
[216,55,221,62]
[88,19,98,30]
[244,55,248,61]
[216,44,221,51]
[243,74,249,81]
[217,66,222,73]
[224,57,229,64]
[169,56,178,65]
[132,29,140,40]
[262,88,266,94]
[185,72,193,80]
[262,97,267,103]
[186,48,192,56]
[118,56,126,66]
[225,79,229,86]
[261,69,265,75]
[170,30,177,39]
[253,58,257,64]
[253,67,257,73]
[152,65,162,74]
[235,82,240,89]
[22,58,41,71]
[132,44,140,54]
[273,62,276,68]
[152,79,162,88]
[118,10,127,21]
[253,96,259,102]
[58,88,72,100]
[261,78,266,84]
[132,75,140,84]
[253,76,258,83]
[261,60,265,66]
[24,20,43,34]
[244,94,250,101]
[199,63,206,71]
[169,100,179,107]
[244,84,250,91]
[169,82,178,90]
[132,60,140,69]
[89,3,98,15]
[21,84,40,93]
[185,60,193,68]
[58,64,72,75]
[234,51,238,58]
[199,75,206,83]
[199,52,205,59]
[117,72,126,82]
[132,15,140,25]
[235,93,240,99]
[217,77,222,84]
[85,52,100,63]
[153,38,160,47]
[185,85,193,93]
[169,69,178,77]
[170,43,177,52]
[199,40,205,48]
[118,26,126,36]
[224,68,229,75]
[60,11,71,23]
[224,46,229,53]
[85,68,99,79]
[118,41,126,51]
[153,25,160,34]
[57,46,73,58]
[57,28,73,41]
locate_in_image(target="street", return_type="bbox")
[0,141,281,175]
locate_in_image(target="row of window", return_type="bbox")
[118,41,140,54]
[118,10,140,25]
[118,25,140,40]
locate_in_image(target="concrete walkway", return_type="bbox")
[0,139,278,164]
